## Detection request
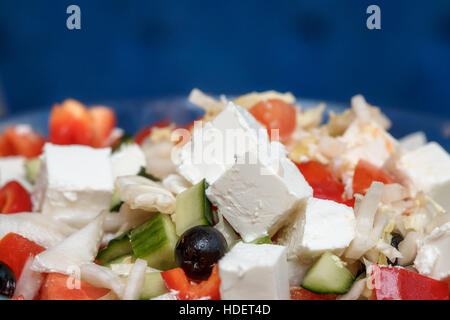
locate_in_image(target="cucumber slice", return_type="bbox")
[96,232,133,265]
[175,179,213,236]
[131,213,178,270]
[301,251,355,294]
[110,190,123,212]
[24,158,41,184]
[140,272,169,300]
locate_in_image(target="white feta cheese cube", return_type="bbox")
[340,120,398,170]
[111,143,146,180]
[32,143,114,228]
[218,242,290,300]
[414,222,450,281]
[277,198,356,263]
[206,150,312,242]
[0,156,31,191]
[176,102,270,185]
[388,142,450,212]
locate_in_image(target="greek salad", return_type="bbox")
[0,90,449,300]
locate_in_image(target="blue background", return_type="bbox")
[0,0,449,119]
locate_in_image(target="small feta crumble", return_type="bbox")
[206,149,312,242]
[277,198,356,263]
[218,242,290,300]
[388,142,450,212]
[111,143,146,180]
[0,156,31,191]
[414,222,450,281]
[340,120,398,170]
[32,143,114,228]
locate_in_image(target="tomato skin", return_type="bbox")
[134,119,171,145]
[0,181,32,214]
[49,99,93,146]
[249,99,297,141]
[49,99,117,148]
[296,161,352,206]
[371,265,449,300]
[39,273,110,300]
[290,287,338,300]
[0,127,45,158]
[89,106,117,148]
[0,233,45,279]
[0,134,13,156]
[161,264,221,300]
[353,159,396,195]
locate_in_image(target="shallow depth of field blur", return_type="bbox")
[0,0,449,120]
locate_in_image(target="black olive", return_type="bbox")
[175,226,227,280]
[387,233,404,266]
[0,261,16,298]
[390,233,403,249]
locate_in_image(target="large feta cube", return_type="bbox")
[340,120,398,170]
[0,156,31,190]
[218,242,290,300]
[111,143,146,180]
[277,198,355,263]
[206,150,312,242]
[414,222,450,281]
[176,102,270,185]
[388,142,450,212]
[32,143,114,228]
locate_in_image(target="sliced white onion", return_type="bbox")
[375,239,403,262]
[162,174,191,195]
[122,259,147,300]
[338,278,367,300]
[381,183,409,204]
[151,291,178,300]
[80,263,125,298]
[0,213,76,249]
[287,258,311,286]
[109,263,160,277]
[362,257,374,271]
[31,214,104,274]
[115,175,176,214]
[214,211,239,247]
[188,88,226,113]
[398,231,423,266]
[13,256,44,300]
[345,182,383,260]
[369,211,392,245]
[425,213,450,235]
[109,204,157,236]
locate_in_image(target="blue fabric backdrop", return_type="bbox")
[0,0,449,118]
